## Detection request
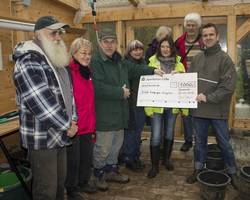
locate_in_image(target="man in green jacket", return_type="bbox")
[186,23,237,187]
[91,28,164,191]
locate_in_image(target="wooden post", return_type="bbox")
[125,25,134,46]
[116,21,125,54]
[13,1,29,43]
[227,15,237,128]
[173,24,183,41]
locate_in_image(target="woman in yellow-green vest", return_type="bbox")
[145,36,188,178]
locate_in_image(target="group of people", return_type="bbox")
[13,11,237,200]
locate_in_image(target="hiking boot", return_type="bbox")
[180,141,193,152]
[93,176,109,191]
[79,182,98,194]
[186,169,202,184]
[105,171,130,183]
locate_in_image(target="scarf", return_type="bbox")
[158,56,176,74]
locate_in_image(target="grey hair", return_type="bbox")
[155,26,172,42]
[124,40,144,58]
[70,37,92,56]
[184,12,202,27]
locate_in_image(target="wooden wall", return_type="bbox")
[0,0,84,115]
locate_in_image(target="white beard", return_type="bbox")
[40,35,69,68]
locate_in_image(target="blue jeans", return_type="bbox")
[93,130,124,172]
[150,109,177,146]
[193,117,237,174]
[182,115,193,143]
[122,107,146,163]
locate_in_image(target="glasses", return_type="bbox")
[49,28,66,37]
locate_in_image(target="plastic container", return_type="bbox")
[206,144,225,172]
[0,166,32,200]
[197,170,231,200]
[236,166,250,200]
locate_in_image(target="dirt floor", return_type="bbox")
[79,139,243,200]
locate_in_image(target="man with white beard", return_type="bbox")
[13,16,77,200]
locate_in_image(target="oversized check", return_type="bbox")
[137,73,197,108]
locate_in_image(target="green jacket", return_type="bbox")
[144,55,189,116]
[91,49,154,131]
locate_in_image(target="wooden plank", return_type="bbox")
[234,119,250,129]
[116,21,125,54]
[54,0,79,10]
[81,3,236,23]
[126,17,226,28]
[237,18,250,42]
[125,25,134,45]
[173,24,183,41]
[0,119,19,137]
[227,15,237,128]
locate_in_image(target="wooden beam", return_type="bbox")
[116,21,125,54]
[227,15,237,128]
[82,3,238,23]
[237,18,250,42]
[128,0,139,7]
[126,26,134,46]
[54,0,79,10]
[173,24,183,41]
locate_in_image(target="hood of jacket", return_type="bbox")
[13,40,44,62]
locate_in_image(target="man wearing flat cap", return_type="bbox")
[91,28,164,191]
[13,16,77,200]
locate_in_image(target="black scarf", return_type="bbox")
[73,58,91,80]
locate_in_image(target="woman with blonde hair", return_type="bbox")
[65,38,97,199]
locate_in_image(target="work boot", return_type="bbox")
[186,169,202,184]
[180,141,193,152]
[147,145,160,178]
[105,171,130,183]
[93,175,108,191]
[164,139,174,171]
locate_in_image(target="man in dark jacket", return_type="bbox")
[13,16,77,200]
[175,12,204,152]
[91,28,164,191]
[186,23,237,186]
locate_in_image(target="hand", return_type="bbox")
[171,70,178,74]
[122,84,130,99]
[154,69,165,76]
[67,121,78,137]
[196,93,207,103]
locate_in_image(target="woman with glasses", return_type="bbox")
[65,38,97,199]
[145,36,188,178]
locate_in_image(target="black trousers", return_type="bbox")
[29,147,66,200]
[65,134,94,191]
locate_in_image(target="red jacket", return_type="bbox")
[175,32,204,71]
[69,59,96,135]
